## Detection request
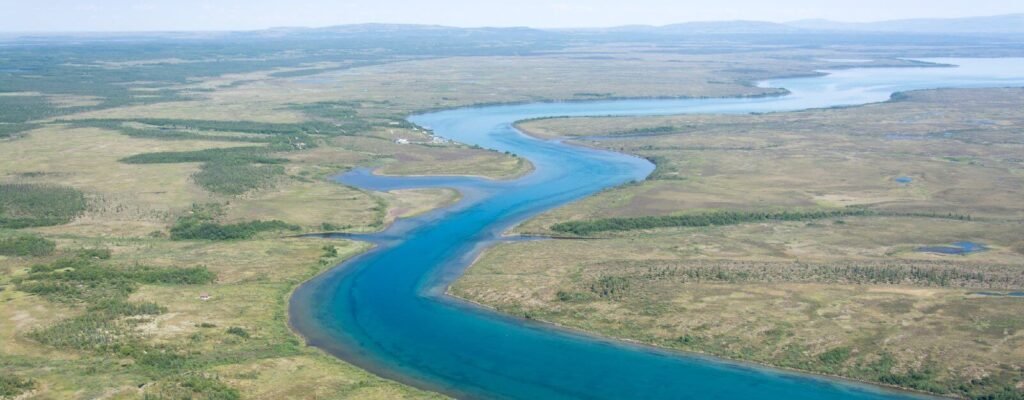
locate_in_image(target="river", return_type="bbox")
[290,58,1024,399]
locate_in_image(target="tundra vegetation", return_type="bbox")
[0,184,87,228]
[1,28,1022,398]
[0,233,56,257]
[0,31,575,399]
[455,88,1024,400]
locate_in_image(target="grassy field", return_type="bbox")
[4,34,1018,398]
[454,88,1024,399]
[516,88,1024,229]
[0,111,457,397]
[1,234,445,399]
[0,51,556,399]
[0,42,865,398]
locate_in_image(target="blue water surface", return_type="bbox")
[290,58,1024,399]
[918,241,987,255]
[970,291,1024,297]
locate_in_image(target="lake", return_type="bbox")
[290,58,1024,399]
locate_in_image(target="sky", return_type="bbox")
[2,0,1023,32]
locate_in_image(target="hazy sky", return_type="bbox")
[3,0,1023,32]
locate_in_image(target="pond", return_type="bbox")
[918,241,987,255]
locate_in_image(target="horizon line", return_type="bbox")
[1,12,1022,35]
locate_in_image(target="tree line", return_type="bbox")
[569,259,1023,292]
[120,147,288,195]
[0,233,55,257]
[0,184,87,228]
[168,203,299,240]
[551,209,873,235]
[551,208,976,236]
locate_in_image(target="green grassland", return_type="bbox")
[0,39,583,398]
[0,116,454,397]
[0,41,828,398]
[3,33,1021,399]
[454,88,1024,399]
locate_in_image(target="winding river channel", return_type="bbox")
[290,58,1024,399]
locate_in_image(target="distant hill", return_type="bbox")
[787,14,1024,34]
[564,14,1024,35]
[239,23,556,40]
[662,21,803,34]
[593,20,801,35]
[5,14,1024,44]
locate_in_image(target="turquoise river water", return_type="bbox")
[290,58,1024,399]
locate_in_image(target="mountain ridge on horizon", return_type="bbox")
[256,13,1024,35]
[4,13,1023,38]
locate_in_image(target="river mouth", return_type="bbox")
[289,58,1024,400]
